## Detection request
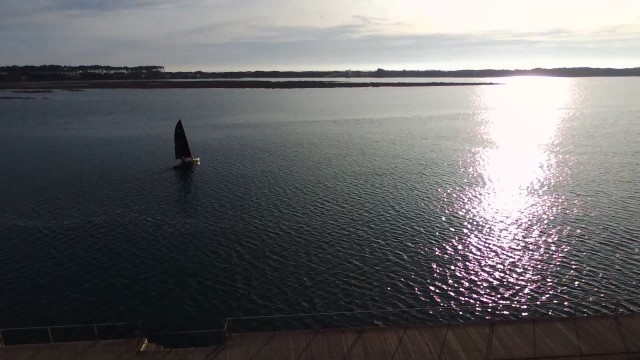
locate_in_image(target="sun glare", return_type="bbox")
[469,77,574,300]
[476,77,572,216]
[436,77,577,306]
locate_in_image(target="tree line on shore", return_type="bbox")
[0,65,165,81]
[2,65,640,81]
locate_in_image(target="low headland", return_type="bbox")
[0,79,497,91]
[1,65,639,90]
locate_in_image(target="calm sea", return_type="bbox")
[1,77,639,331]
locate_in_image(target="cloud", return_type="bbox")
[193,22,640,49]
[242,24,366,42]
[153,25,640,70]
[0,0,49,18]
[1,1,640,70]
[51,0,165,13]
[0,0,187,20]
[352,15,390,25]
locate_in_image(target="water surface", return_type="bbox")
[1,77,639,330]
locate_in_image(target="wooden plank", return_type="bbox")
[297,328,360,360]
[30,342,98,360]
[534,317,580,358]
[393,324,448,360]
[217,332,274,360]
[0,343,52,360]
[576,315,626,355]
[489,319,535,359]
[0,340,142,360]
[136,346,224,360]
[76,339,143,359]
[252,330,317,360]
[440,322,491,360]
[618,313,640,352]
[347,326,404,360]
[556,355,635,360]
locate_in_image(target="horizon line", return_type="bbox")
[2,65,640,73]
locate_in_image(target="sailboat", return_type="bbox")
[173,119,200,169]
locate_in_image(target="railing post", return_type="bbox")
[491,304,496,322]
[47,327,53,344]
[485,304,496,360]
[438,316,452,360]
[226,319,233,342]
[573,301,582,355]
[532,305,537,358]
[94,324,99,341]
[321,312,327,331]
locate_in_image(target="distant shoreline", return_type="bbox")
[0,80,498,90]
[2,66,640,83]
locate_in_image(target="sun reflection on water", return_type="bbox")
[433,77,576,307]
[478,78,571,220]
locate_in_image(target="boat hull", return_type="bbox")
[173,157,200,169]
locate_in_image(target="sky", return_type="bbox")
[1,0,640,71]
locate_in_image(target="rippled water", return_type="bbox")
[1,77,639,330]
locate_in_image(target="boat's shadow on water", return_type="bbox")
[171,167,195,194]
[169,166,201,217]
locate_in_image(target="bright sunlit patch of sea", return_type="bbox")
[431,78,577,309]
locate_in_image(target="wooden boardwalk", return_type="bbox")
[2,313,640,359]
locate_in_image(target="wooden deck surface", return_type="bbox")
[2,313,640,359]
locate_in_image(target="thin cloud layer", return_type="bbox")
[1,0,639,70]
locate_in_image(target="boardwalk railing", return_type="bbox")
[1,297,639,349]
[225,297,640,334]
[0,322,141,347]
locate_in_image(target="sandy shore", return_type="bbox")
[0,79,498,90]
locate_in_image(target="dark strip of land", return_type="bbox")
[0,80,497,90]
[2,65,640,82]
[0,96,44,100]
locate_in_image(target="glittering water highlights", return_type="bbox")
[1,78,639,330]
[432,78,578,307]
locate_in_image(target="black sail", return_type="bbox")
[174,120,193,159]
